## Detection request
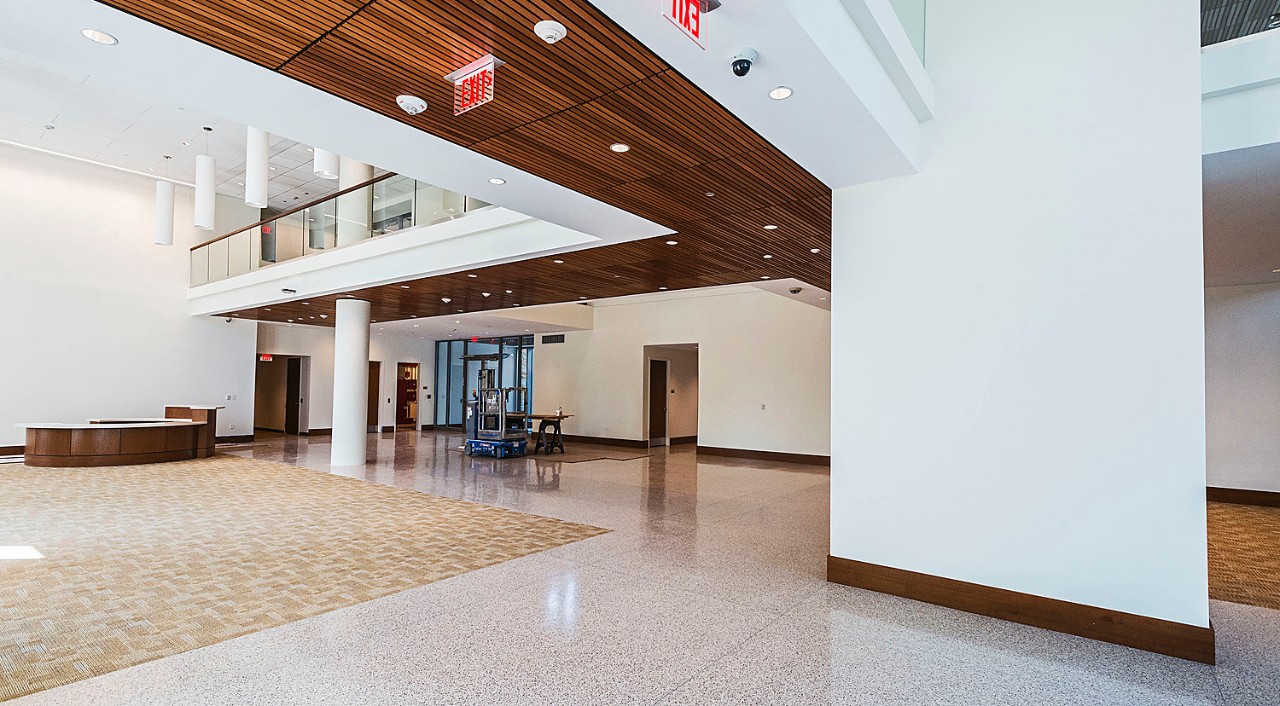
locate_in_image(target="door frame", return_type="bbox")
[647,356,670,447]
[367,361,381,433]
[396,362,420,430]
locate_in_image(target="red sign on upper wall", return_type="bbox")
[664,0,705,48]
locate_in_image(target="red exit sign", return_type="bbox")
[451,55,496,116]
[664,0,705,48]
[259,354,273,362]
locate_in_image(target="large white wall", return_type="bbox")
[830,0,1209,628]
[1206,284,1280,493]
[0,144,258,445]
[533,291,830,456]
[256,322,434,432]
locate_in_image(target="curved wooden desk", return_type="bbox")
[19,420,208,468]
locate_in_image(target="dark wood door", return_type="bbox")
[649,359,667,446]
[284,357,302,435]
[367,361,381,432]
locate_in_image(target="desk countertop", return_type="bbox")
[17,420,206,430]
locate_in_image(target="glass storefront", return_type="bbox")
[434,336,535,427]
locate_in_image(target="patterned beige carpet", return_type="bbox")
[1208,501,1280,611]
[0,455,607,701]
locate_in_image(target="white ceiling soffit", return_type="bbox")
[587,278,829,310]
[586,0,933,188]
[1203,142,1280,288]
[367,307,591,341]
[0,0,667,244]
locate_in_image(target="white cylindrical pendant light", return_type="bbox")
[194,154,216,229]
[245,126,269,208]
[154,180,175,246]
[313,147,339,179]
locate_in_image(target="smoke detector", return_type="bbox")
[534,20,568,44]
[396,94,428,115]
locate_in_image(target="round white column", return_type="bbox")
[336,156,374,247]
[331,298,372,467]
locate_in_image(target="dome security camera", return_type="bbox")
[731,48,759,78]
[788,287,802,295]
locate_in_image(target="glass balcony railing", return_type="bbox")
[190,173,491,286]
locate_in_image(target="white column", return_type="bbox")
[244,126,269,208]
[331,298,372,466]
[193,154,215,230]
[336,156,374,247]
[830,0,1208,628]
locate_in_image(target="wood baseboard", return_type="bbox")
[380,425,395,433]
[670,435,698,446]
[826,556,1215,664]
[561,434,649,449]
[1207,486,1280,508]
[696,445,830,467]
[301,428,332,437]
[0,445,24,455]
[215,434,254,444]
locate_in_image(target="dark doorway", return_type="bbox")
[396,363,419,429]
[284,357,302,435]
[367,361,381,433]
[648,358,668,447]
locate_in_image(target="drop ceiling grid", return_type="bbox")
[1201,0,1280,45]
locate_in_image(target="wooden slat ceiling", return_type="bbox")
[100,0,832,325]
[1202,0,1280,45]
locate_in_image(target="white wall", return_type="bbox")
[830,0,1209,628]
[0,144,257,445]
[256,322,434,432]
[533,291,829,455]
[1206,284,1280,492]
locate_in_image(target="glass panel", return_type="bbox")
[464,195,490,211]
[306,200,336,251]
[435,341,447,425]
[888,0,925,63]
[207,238,230,282]
[275,211,306,263]
[447,340,465,426]
[228,231,252,276]
[521,345,533,414]
[336,184,372,244]
[190,247,210,286]
[372,175,415,235]
[260,219,278,264]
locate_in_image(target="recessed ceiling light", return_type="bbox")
[760,276,771,280]
[482,292,491,297]
[553,259,564,264]
[525,329,531,332]
[320,314,327,318]
[810,248,821,254]
[705,192,715,197]
[666,240,678,246]
[609,143,631,153]
[820,297,828,301]
[264,308,271,311]
[505,289,513,294]
[414,324,420,327]
[236,182,245,186]
[269,166,277,171]
[579,296,588,300]
[489,177,506,185]
[658,287,668,291]
[763,254,773,259]
[467,274,477,278]
[400,285,410,289]
[763,224,779,230]
[301,302,309,305]
[769,86,794,100]
[1269,13,1280,29]
[441,297,452,303]
[287,319,294,322]
[81,29,118,45]
[457,309,464,313]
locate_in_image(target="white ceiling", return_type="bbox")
[0,47,372,208]
[0,1,665,245]
[1204,142,1280,287]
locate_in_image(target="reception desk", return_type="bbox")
[18,405,222,468]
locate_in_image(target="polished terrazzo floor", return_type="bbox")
[12,430,1280,705]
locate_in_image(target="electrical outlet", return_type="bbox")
[760,404,766,411]
[229,424,236,429]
